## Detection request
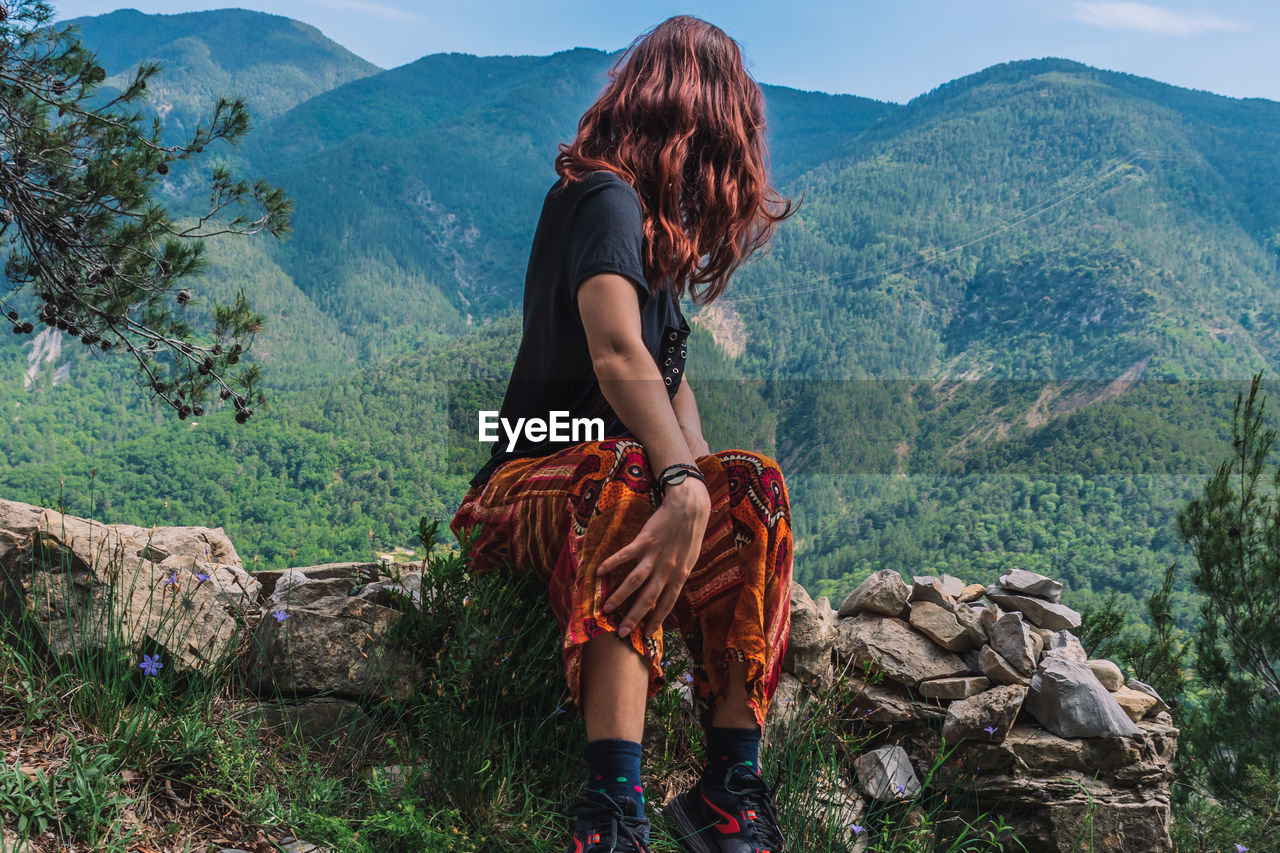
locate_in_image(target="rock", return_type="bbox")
[986,588,1082,631]
[839,569,911,617]
[853,745,921,802]
[834,614,970,687]
[250,594,426,701]
[1126,679,1171,714]
[784,582,835,685]
[954,603,988,647]
[996,569,1062,602]
[1088,659,1125,691]
[0,499,251,673]
[1112,684,1159,721]
[766,672,817,741]
[908,601,971,651]
[1032,626,1053,650]
[919,675,990,700]
[1042,630,1088,663]
[978,644,1031,686]
[1025,657,1142,738]
[847,680,942,725]
[909,577,956,609]
[941,684,1027,744]
[938,574,967,598]
[979,603,1003,635]
[271,569,360,608]
[988,611,1038,675]
[957,583,987,603]
[357,572,423,609]
[961,646,983,675]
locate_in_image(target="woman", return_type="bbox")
[451,15,798,853]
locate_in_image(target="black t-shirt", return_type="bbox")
[470,170,690,487]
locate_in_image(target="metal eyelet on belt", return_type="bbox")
[665,358,672,366]
[669,332,678,340]
[664,376,672,385]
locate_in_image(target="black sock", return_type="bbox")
[584,738,645,818]
[701,726,762,790]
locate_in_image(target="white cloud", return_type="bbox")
[309,0,429,24]
[1073,2,1246,35]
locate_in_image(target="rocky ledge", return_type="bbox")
[773,568,1177,853]
[0,499,1176,851]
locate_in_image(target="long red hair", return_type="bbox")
[555,15,798,305]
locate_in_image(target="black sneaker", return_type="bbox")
[563,791,652,853]
[665,762,786,853]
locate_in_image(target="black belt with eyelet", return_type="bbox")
[658,323,689,392]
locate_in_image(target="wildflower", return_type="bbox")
[194,572,210,583]
[894,783,906,795]
[683,673,694,684]
[850,823,865,835]
[162,571,178,585]
[984,725,999,736]
[139,654,163,676]
[272,609,290,623]
[1235,845,1248,853]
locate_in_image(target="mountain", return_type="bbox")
[61,7,381,142]
[8,13,1280,633]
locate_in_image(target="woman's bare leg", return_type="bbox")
[711,660,758,729]
[581,633,650,741]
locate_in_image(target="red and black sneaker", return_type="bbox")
[665,762,787,853]
[562,792,652,853]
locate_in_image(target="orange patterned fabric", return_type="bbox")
[450,438,793,728]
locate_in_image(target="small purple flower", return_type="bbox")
[894,782,906,795]
[984,725,999,736]
[272,609,290,623]
[850,823,865,835]
[554,704,568,716]
[162,571,178,585]
[139,654,163,677]
[683,673,694,685]
[1235,845,1248,853]
[193,572,210,583]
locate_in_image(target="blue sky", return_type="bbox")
[55,1,1280,104]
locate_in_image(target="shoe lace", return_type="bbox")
[723,762,787,852]
[564,793,652,853]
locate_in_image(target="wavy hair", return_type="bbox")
[554,15,798,305]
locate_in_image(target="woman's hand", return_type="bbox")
[596,477,711,638]
[682,427,710,459]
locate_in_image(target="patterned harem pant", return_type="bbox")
[449,438,793,728]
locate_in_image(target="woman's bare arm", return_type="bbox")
[576,271,711,639]
[672,378,709,458]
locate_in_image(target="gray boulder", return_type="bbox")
[839,569,911,617]
[919,675,990,700]
[834,614,970,687]
[1042,630,1088,663]
[986,587,1081,631]
[978,644,1032,686]
[909,576,957,610]
[853,745,921,802]
[988,611,1038,675]
[1025,657,1142,738]
[908,601,971,652]
[783,582,836,685]
[996,569,1063,602]
[941,684,1027,744]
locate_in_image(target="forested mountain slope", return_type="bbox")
[8,15,1280,635]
